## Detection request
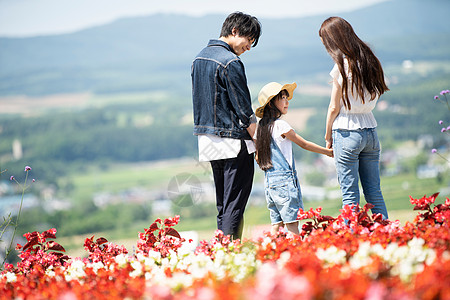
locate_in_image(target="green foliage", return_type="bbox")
[171,201,217,219]
[18,201,152,237]
[305,171,327,187]
[0,102,196,182]
[400,152,429,174]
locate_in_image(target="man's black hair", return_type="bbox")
[220,12,262,47]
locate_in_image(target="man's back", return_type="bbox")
[191,39,251,140]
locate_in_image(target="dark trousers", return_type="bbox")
[210,140,254,240]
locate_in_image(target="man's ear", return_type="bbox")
[231,27,238,37]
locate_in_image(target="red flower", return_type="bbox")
[83,236,128,264]
[136,215,185,257]
[409,193,438,210]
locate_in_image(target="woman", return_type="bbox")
[319,16,389,219]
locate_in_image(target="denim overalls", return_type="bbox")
[264,138,303,224]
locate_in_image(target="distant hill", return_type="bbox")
[0,0,449,96]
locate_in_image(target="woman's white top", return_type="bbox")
[271,119,294,168]
[330,61,378,130]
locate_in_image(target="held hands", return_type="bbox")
[325,138,334,158]
[326,148,334,158]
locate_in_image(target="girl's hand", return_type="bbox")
[326,148,334,158]
[325,139,333,149]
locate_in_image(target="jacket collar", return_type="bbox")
[207,39,236,55]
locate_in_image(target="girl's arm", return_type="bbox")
[283,129,333,157]
[324,78,342,149]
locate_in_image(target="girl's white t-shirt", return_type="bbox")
[271,119,294,168]
[330,61,378,130]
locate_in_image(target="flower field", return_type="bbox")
[1,193,450,300]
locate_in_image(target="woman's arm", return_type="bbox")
[283,129,333,157]
[325,78,342,149]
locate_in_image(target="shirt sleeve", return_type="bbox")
[330,63,343,87]
[223,59,256,127]
[272,119,293,141]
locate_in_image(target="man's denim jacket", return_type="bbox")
[191,39,256,140]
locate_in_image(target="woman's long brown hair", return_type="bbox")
[319,17,389,109]
[255,91,285,171]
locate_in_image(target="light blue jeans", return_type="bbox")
[265,170,303,224]
[333,128,388,219]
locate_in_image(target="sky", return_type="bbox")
[0,0,389,37]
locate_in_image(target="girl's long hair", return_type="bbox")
[255,92,284,171]
[319,17,389,109]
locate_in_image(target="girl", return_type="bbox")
[255,82,333,235]
[319,16,389,219]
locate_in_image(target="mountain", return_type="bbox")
[0,0,449,96]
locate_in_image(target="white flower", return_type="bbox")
[343,238,438,282]
[277,251,291,268]
[147,250,162,262]
[349,252,373,270]
[114,253,129,268]
[5,272,17,283]
[90,261,105,273]
[65,259,86,281]
[130,260,143,278]
[167,272,194,290]
[425,250,436,266]
[187,253,214,279]
[316,246,347,265]
[230,252,258,282]
[177,244,194,257]
[168,252,179,269]
[45,266,56,277]
[348,242,373,269]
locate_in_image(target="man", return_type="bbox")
[191,12,262,239]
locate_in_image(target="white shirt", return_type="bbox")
[198,135,256,162]
[254,119,294,168]
[330,61,378,130]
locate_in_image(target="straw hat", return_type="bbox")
[255,82,297,118]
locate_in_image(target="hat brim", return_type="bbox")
[255,82,297,118]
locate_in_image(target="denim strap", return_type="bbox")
[266,137,295,173]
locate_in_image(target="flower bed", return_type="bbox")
[1,194,450,300]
